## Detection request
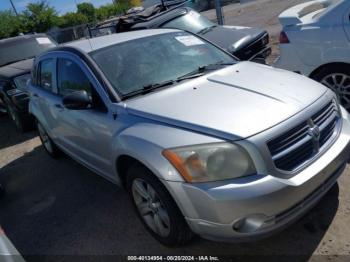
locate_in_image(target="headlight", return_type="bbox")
[162,143,256,183]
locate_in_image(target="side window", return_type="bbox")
[57,58,106,112]
[57,58,92,96]
[39,59,54,91]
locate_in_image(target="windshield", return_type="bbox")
[90,32,236,97]
[0,36,56,67]
[14,74,31,91]
[162,11,215,34]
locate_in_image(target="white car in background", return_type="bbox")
[275,0,350,110]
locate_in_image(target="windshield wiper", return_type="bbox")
[176,61,235,82]
[122,80,175,100]
[121,62,234,99]
[197,25,217,35]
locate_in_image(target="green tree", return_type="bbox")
[77,2,95,22]
[20,0,58,33]
[58,12,88,28]
[0,10,21,38]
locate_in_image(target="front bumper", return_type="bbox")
[164,111,350,242]
[249,47,271,64]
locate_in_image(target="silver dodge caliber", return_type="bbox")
[29,29,350,246]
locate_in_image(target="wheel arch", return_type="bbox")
[310,62,350,79]
[116,154,153,188]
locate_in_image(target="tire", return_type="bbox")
[126,164,193,246]
[5,103,34,132]
[312,64,350,111]
[36,121,61,158]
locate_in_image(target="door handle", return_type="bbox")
[32,93,39,98]
[54,104,64,111]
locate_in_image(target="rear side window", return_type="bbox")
[39,59,54,91]
[57,58,92,96]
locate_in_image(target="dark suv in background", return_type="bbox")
[92,6,270,63]
[0,34,56,131]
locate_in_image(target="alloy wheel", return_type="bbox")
[132,178,171,237]
[321,73,350,109]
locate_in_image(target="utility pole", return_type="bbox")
[214,0,224,25]
[9,0,18,16]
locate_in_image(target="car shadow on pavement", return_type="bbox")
[0,115,37,150]
[0,143,340,260]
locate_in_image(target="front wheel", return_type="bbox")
[126,164,193,246]
[312,65,350,110]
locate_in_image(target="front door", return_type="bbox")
[53,56,115,178]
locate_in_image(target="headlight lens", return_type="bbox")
[163,143,256,183]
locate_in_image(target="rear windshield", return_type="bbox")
[0,36,56,67]
[162,11,215,34]
[307,0,342,19]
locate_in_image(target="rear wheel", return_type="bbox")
[312,65,350,110]
[126,164,193,246]
[37,121,60,158]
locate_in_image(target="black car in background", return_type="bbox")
[95,6,270,63]
[0,34,56,132]
[142,0,237,12]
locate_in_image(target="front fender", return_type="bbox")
[111,122,223,182]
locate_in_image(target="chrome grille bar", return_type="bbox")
[267,100,339,172]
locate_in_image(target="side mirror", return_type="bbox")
[62,90,91,110]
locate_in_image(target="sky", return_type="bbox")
[0,0,115,15]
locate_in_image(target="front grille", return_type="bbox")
[267,101,340,172]
[233,33,269,60]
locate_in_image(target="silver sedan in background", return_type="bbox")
[28,29,350,245]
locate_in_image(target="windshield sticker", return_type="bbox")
[36,37,52,45]
[175,35,205,46]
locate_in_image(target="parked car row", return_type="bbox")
[91,5,271,63]
[1,0,350,248]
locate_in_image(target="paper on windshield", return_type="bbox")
[175,35,205,46]
[36,37,52,45]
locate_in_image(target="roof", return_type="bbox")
[0,59,33,79]
[0,34,48,46]
[64,28,180,53]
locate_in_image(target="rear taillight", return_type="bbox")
[279,31,290,44]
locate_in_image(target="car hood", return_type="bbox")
[200,25,266,53]
[0,58,33,78]
[125,62,327,140]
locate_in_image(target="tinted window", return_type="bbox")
[39,59,54,91]
[57,58,92,96]
[162,11,214,34]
